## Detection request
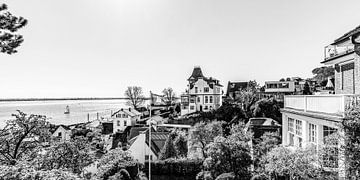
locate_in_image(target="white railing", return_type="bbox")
[284,95,360,117]
[324,44,354,60]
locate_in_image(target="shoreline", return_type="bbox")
[0,97,150,102]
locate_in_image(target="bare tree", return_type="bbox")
[162,87,176,105]
[0,4,28,54]
[124,86,145,110]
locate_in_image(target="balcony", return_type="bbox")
[284,95,360,117]
[324,44,354,61]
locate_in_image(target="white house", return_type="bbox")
[181,66,223,115]
[51,125,71,142]
[128,129,169,164]
[281,25,360,179]
[112,108,141,133]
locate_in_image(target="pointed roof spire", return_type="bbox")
[188,66,204,80]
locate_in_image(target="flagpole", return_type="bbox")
[148,98,152,180]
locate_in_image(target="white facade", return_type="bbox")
[181,67,223,115]
[52,126,71,142]
[128,132,157,164]
[265,81,296,93]
[112,109,141,133]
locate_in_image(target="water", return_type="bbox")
[0,99,140,128]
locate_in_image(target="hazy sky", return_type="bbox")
[1,0,360,98]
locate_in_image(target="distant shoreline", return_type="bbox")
[0,97,150,102]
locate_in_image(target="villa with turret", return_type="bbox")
[180,66,223,115]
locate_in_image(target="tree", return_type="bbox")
[203,123,252,179]
[303,81,311,95]
[162,87,176,105]
[159,133,177,160]
[0,111,50,165]
[188,121,224,159]
[174,132,188,158]
[235,80,260,119]
[124,86,145,110]
[252,98,282,123]
[34,137,93,174]
[0,4,27,54]
[263,146,324,179]
[279,78,285,82]
[253,132,280,170]
[342,104,360,178]
[312,66,334,84]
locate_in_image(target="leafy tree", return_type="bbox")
[124,86,145,110]
[159,133,177,160]
[162,87,176,105]
[234,81,259,119]
[342,104,360,178]
[174,132,188,158]
[215,172,235,180]
[108,169,131,180]
[0,111,50,165]
[312,66,334,84]
[34,137,93,174]
[262,146,323,179]
[95,148,138,180]
[253,132,280,170]
[0,4,27,54]
[279,78,285,82]
[303,81,311,95]
[252,98,282,123]
[203,123,252,179]
[188,121,224,159]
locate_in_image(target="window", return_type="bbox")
[190,106,195,110]
[204,87,209,93]
[204,106,208,110]
[195,87,198,93]
[124,120,127,126]
[298,137,302,147]
[295,120,302,136]
[117,120,120,126]
[288,118,294,133]
[289,133,294,146]
[58,132,62,137]
[190,97,195,103]
[197,97,201,103]
[323,126,337,139]
[309,123,317,144]
[205,96,209,103]
[209,96,213,103]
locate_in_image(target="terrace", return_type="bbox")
[284,95,360,118]
[323,44,354,62]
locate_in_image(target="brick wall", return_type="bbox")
[335,60,357,94]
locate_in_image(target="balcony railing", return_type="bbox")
[284,95,360,117]
[324,44,354,60]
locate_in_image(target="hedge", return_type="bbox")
[144,158,203,176]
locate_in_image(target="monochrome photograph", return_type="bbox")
[1,0,360,179]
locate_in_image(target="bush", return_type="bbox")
[215,172,235,180]
[144,158,203,177]
[196,171,213,180]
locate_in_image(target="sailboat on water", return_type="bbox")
[64,105,70,114]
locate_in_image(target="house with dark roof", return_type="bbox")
[111,108,141,133]
[225,81,249,99]
[245,117,281,139]
[128,129,169,164]
[180,66,223,115]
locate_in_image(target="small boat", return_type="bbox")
[64,105,70,114]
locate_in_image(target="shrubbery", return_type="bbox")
[145,158,203,177]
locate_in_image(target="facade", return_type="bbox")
[281,25,360,179]
[128,129,169,164]
[181,66,223,115]
[245,117,281,139]
[112,108,141,133]
[51,125,71,142]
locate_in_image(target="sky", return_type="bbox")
[1,0,360,98]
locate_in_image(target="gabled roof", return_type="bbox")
[333,25,360,44]
[247,118,281,127]
[128,126,149,140]
[51,124,70,134]
[188,66,204,81]
[187,66,223,88]
[112,108,141,117]
[145,131,170,156]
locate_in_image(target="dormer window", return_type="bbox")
[204,87,209,93]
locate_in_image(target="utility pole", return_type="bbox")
[148,102,152,180]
